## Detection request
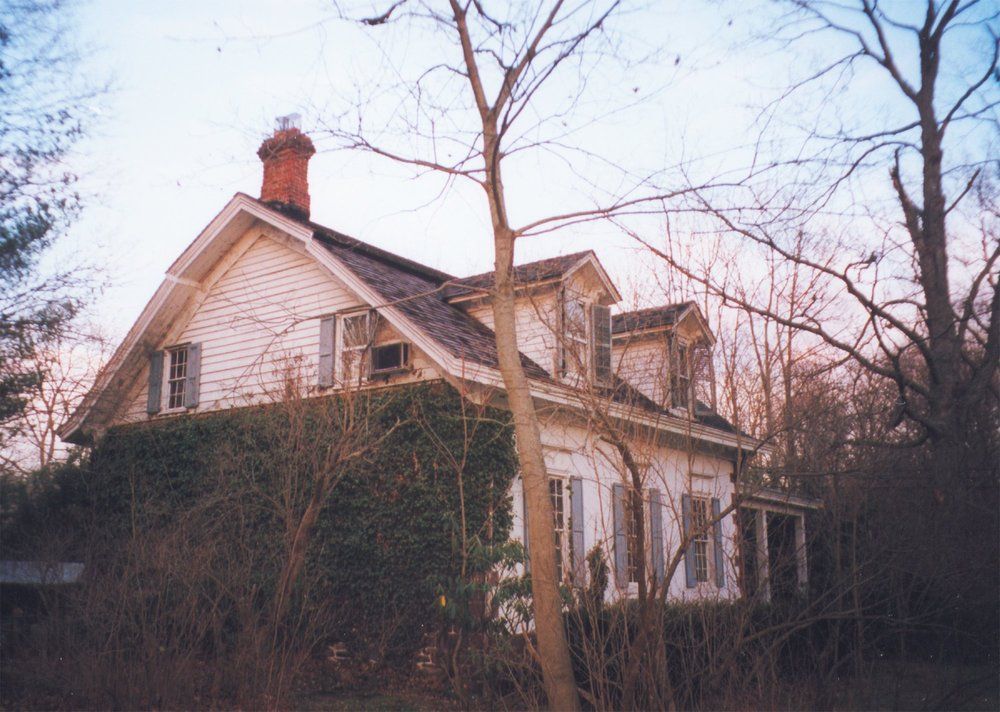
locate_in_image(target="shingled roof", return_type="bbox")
[613,302,694,334]
[443,251,593,299]
[253,197,738,437]
[311,226,552,380]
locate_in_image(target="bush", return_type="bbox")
[1,381,517,708]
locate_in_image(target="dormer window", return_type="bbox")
[670,339,692,409]
[561,295,589,377]
[558,290,612,385]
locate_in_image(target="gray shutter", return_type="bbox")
[682,493,696,588]
[570,476,585,585]
[613,483,628,587]
[521,477,530,574]
[146,351,163,415]
[592,304,612,383]
[650,488,665,588]
[712,497,726,588]
[184,343,201,409]
[318,316,336,387]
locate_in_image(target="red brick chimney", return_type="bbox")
[257,114,316,221]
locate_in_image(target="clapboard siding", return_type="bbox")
[509,418,739,602]
[123,232,439,421]
[614,337,668,406]
[467,289,559,376]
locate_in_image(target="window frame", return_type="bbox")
[623,487,649,586]
[560,292,590,379]
[164,345,189,411]
[339,310,374,384]
[690,495,712,584]
[549,475,573,584]
[670,337,692,410]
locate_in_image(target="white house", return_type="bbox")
[60,118,813,603]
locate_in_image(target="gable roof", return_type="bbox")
[310,224,550,379]
[613,302,694,334]
[61,193,743,449]
[444,251,592,296]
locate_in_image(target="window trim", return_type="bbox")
[163,344,190,412]
[547,473,578,585]
[338,310,375,384]
[670,337,692,410]
[690,496,712,584]
[560,293,590,379]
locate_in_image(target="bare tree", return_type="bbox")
[0,332,108,475]
[321,2,708,706]
[649,0,998,466]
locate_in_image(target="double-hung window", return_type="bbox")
[549,477,572,582]
[690,496,711,583]
[341,312,373,383]
[561,295,589,378]
[625,493,643,584]
[166,346,189,410]
[670,339,691,409]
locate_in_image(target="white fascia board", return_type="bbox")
[564,252,623,304]
[304,242,463,377]
[60,195,309,441]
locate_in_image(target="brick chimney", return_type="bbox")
[257,114,316,221]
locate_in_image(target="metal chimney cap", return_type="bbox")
[276,113,301,131]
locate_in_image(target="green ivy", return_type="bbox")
[84,381,517,657]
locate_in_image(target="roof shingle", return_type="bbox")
[442,251,593,298]
[252,197,739,437]
[613,302,693,334]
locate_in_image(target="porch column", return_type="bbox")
[794,513,808,594]
[754,508,771,603]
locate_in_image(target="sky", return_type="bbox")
[61,0,785,339]
[58,0,995,342]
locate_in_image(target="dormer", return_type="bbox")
[445,251,621,382]
[612,302,716,412]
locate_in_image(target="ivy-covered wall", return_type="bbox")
[85,381,517,654]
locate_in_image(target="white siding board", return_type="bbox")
[121,232,441,421]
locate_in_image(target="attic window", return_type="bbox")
[167,346,189,409]
[341,311,375,383]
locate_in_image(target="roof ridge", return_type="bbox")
[614,301,694,318]
[455,249,594,285]
[239,192,456,284]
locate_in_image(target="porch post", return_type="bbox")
[794,513,808,594]
[754,508,771,603]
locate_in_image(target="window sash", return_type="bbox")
[690,497,711,583]
[549,477,571,582]
[341,312,373,382]
[371,342,409,373]
[671,340,692,408]
[625,494,644,583]
[561,296,589,376]
[166,347,188,409]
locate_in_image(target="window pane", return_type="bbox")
[167,347,188,409]
[343,314,370,348]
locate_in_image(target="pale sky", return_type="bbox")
[59,0,784,338]
[59,0,993,340]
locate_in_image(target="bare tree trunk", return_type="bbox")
[489,189,580,712]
